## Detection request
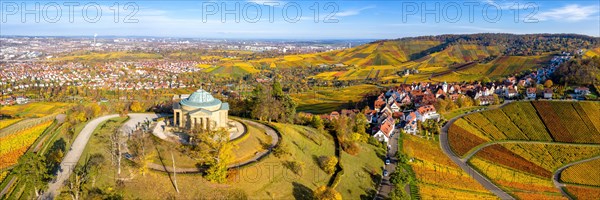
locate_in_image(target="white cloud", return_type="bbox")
[537,4,599,22]
[336,5,376,17]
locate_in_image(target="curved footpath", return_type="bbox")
[147,119,280,173]
[43,114,120,200]
[42,114,280,199]
[439,102,515,200]
[552,155,600,200]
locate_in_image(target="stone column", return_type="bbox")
[203,118,208,130]
[172,111,179,126]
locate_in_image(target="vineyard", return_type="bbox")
[448,101,600,200]
[500,143,600,172]
[469,157,563,199]
[447,122,489,157]
[0,121,53,168]
[565,185,600,200]
[403,135,494,198]
[533,101,600,143]
[449,101,600,156]
[560,159,600,186]
[0,118,22,130]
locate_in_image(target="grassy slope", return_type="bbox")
[336,143,385,199]
[232,123,335,199]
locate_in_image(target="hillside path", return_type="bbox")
[439,102,515,200]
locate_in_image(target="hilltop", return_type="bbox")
[309,33,599,83]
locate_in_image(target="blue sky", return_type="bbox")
[1,0,599,39]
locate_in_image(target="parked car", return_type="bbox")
[383,170,389,177]
[385,158,391,165]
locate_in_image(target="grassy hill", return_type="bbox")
[306,34,598,82]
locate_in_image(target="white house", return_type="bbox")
[417,105,438,122]
[403,112,418,135]
[544,88,553,99]
[526,87,537,99]
[574,87,590,96]
[374,117,395,143]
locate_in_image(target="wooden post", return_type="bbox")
[171,152,180,193]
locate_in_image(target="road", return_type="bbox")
[552,155,600,200]
[43,114,120,200]
[375,130,401,199]
[439,102,515,200]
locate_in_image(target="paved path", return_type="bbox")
[43,114,120,199]
[552,155,600,200]
[145,119,280,173]
[439,102,515,200]
[375,131,400,199]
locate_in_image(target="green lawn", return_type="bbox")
[336,143,385,199]
[231,122,272,164]
[231,123,335,199]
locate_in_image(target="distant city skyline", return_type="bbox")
[1,0,599,39]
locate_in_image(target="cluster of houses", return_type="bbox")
[0,96,29,106]
[0,61,204,94]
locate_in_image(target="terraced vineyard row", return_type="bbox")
[0,121,53,168]
[449,102,600,157]
[560,159,600,186]
[447,101,600,200]
[500,143,600,172]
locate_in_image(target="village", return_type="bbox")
[311,53,594,144]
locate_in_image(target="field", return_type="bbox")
[0,102,71,118]
[560,159,600,186]
[0,118,22,130]
[533,101,600,143]
[448,101,600,199]
[291,84,378,113]
[448,101,600,157]
[0,120,53,168]
[403,135,496,198]
[469,157,565,199]
[564,185,600,200]
[204,62,261,78]
[583,47,600,58]
[499,143,600,172]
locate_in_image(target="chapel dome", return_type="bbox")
[180,89,222,108]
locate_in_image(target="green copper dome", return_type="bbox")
[180,89,222,108]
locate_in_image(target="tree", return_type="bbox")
[313,186,342,200]
[129,101,144,112]
[310,115,325,131]
[191,128,236,183]
[544,79,554,88]
[13,153,49,197]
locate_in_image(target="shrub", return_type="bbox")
[313,186,342,200]
[318,156,338,174]
[342,141,360,155]
[284,160,304,175]
[272,142,291,158]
